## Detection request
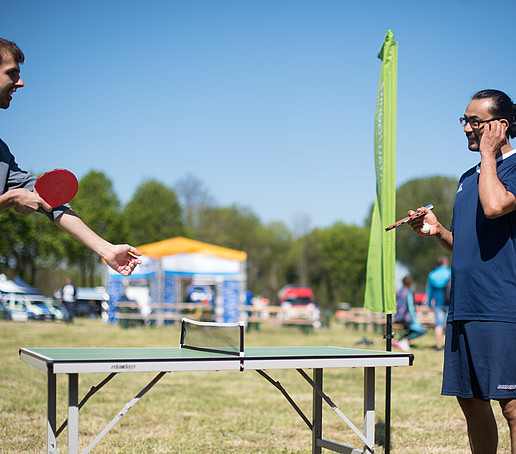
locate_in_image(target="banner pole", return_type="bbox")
[363,29,397,454]
[385,313,393,454]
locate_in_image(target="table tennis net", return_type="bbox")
[180,318,244,357]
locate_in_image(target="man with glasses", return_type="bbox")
[0,37,142,276]
[409,89,516,453]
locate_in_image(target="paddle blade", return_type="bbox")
[34,169,79,208]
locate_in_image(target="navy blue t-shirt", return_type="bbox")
[449,150,516,322]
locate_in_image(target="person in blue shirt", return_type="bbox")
[409,89,516,454]
[426,256,451,352]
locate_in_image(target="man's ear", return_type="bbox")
[500,118,511,136]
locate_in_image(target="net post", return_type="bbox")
[180,318,186,347]
[239,321,245,371]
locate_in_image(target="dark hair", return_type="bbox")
[437,256,448,267]
[472,89,516,139]
[0,38,25,65]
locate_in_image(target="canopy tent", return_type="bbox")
[137,237,247,262]
[0,274,26,294]
[12,276,41,295]
[105,237,247,323]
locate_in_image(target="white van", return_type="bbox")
[0,293,55,321]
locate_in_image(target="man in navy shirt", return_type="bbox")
[410,89,516,454]
[0,37,141,276]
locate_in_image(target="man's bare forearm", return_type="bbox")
[54,209,111,258]
[435,224,453,252]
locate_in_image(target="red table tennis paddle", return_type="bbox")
[384,204,434,231]
[34,169,79,208]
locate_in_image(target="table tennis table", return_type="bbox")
[20,345,413,454]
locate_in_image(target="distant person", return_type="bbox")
[408,89,516,454]
[392,275,426,352]
[426,256,451,351]
[0,37,141,276]
[61,278,77,323]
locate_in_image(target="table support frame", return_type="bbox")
[44,366,377,453]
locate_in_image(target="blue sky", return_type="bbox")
[2,0,515,230]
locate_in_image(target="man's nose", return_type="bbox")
[16,77,24,88]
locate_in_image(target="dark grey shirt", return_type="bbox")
[1,138,68,220]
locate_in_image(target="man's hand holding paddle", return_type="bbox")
[407,205,454,253]
[105,245,142,276]
[2,187,52,214]
[2,168,77,215]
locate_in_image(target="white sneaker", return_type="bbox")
[392,340,403,351]
[398,339,411,352]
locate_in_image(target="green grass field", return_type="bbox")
[1,318,510,453]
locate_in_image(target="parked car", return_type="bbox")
[0,293,55,321]
[186,284,214,307]
[277,285,321,327]
[0,296,28,321]
[0,294,28,321]
[24,295,56,321]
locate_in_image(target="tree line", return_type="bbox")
[0,171,458,309]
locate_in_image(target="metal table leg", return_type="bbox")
[312,368,323,454]
[47,372,57,453]
[68,374,79,454]
[363,368,375,452]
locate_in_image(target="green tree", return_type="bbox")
[316,223,369,308]
[0,209,66,284]
[250,221,294,301]
[0,209,37,282]
[195,205,267,294]
[193,205,300,302]
[122,180,185,246]
[174,173,216,232]
[395,176,456,287]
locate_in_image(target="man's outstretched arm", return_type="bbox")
[55,210,142,276]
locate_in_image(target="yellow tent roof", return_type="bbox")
[137,237,247,262]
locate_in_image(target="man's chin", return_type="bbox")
[467,141,480,152]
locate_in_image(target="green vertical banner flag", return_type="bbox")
[364,30,397,314]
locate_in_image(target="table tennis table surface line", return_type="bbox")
[20,346,413,376]
[20,345,413,362]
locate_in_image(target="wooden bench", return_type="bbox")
[238,305,319,333]
[335,308,375,331]
[116,302,215,327]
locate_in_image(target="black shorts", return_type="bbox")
[442,320,516,400]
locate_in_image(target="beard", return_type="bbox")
[467,134,480,152]
[0,91,12,109]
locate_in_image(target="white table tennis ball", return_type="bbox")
[421,223,431,234]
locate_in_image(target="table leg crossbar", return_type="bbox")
[257,368,375,454]
[55,373,118,439]
[255,370,313,430]
[81,371,167,454]
[298,369,375,454]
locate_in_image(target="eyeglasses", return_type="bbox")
[459,116,502,128]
